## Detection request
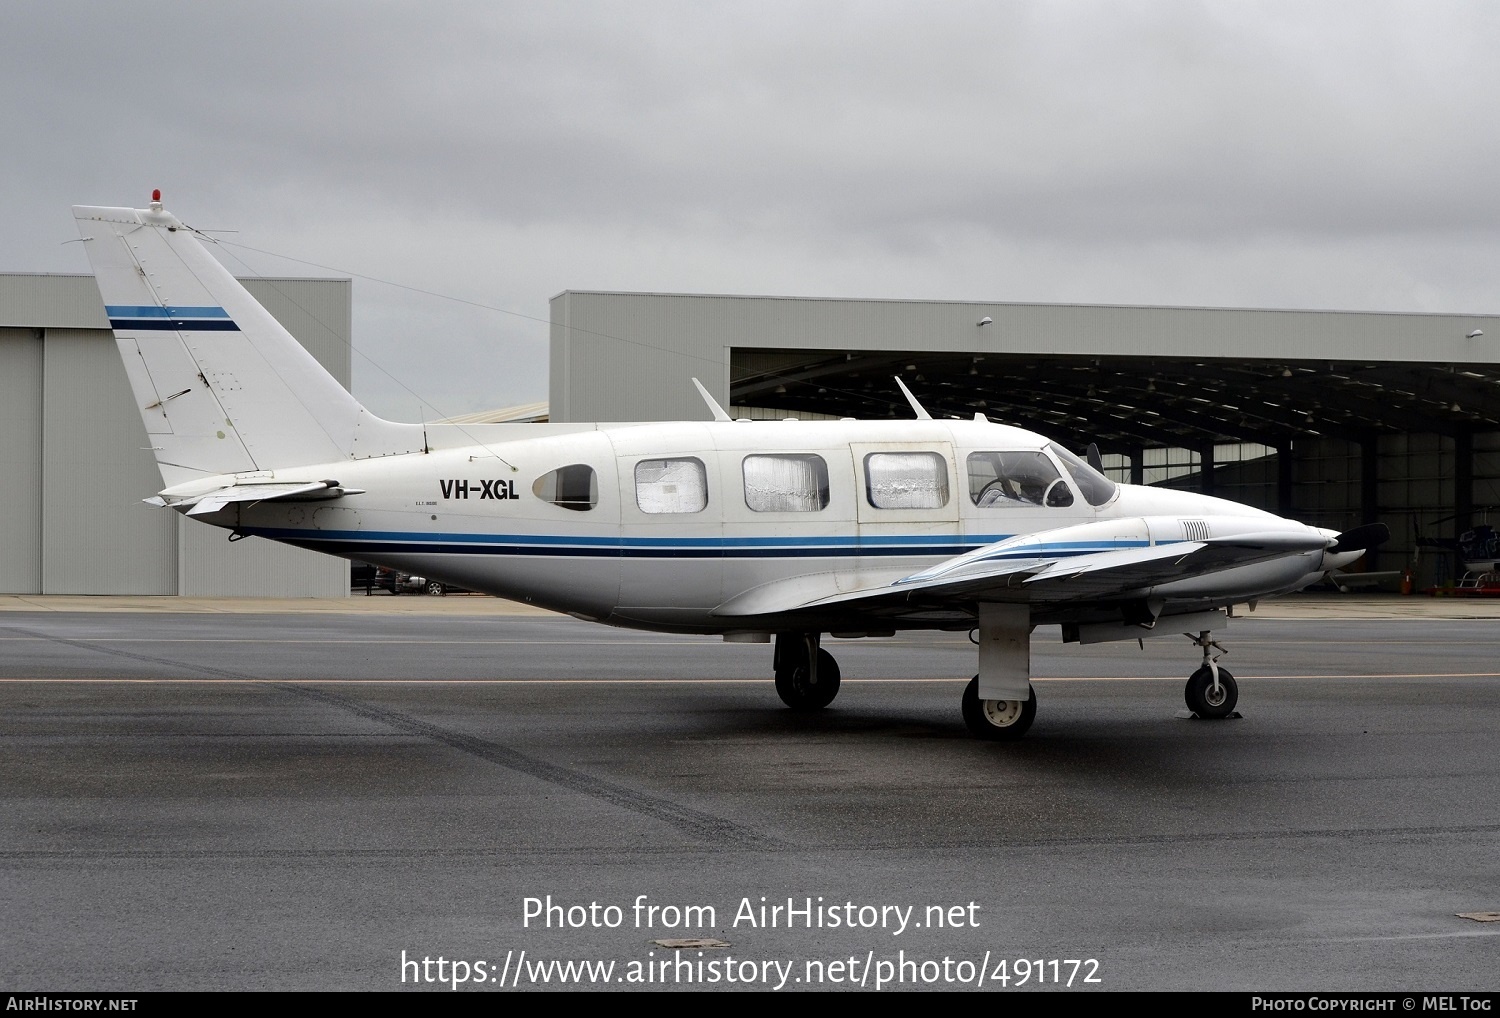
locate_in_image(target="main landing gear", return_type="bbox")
[1183,630,1238,719]
[961,677,1037,740]
[773,633,841,711]
[769,621,1240,736]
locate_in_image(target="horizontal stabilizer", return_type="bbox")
[148,479,363,516]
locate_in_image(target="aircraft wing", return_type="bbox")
[713,517,1330,620]
[147,480,364,517]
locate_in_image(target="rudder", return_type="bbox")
[73,193,420,488]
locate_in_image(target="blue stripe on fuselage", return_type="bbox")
[238,527,1163,561]
[244,527,1006,550]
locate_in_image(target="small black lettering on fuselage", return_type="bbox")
[439,479,518,500]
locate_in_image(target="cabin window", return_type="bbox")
[968,451,1075,508]
[1046,443,1118,506]
[531,464,598,512]
[864,452,950,509]
[635,457,708,513]
[743,454,829,512]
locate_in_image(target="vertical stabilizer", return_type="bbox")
[72,194,420,487]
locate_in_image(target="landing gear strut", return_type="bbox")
[966,602,1037,741]
[773,633,841,710]
[1184,630,1238,719]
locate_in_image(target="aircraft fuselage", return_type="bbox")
[181,417,1349,633]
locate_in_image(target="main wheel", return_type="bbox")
[1184,665,1238,719]
[425,580,446,596]
[961,676,1036,740]
[775,648,841,710]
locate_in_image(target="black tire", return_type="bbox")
[425,580,446,596]
[775,647,841,710]
[961,676,1037,740]
[1184,665,1238,719]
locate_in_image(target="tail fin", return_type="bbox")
[72,194,420,488]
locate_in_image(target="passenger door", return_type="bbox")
[850,442,962,563]
[611,424,724,615]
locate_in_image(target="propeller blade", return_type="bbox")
[1331,522,1390,553]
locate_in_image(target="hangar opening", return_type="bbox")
[550,291,1500,587]
[726,347,1500,577]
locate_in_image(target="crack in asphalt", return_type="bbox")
[0,623,774,851]
[277,683,778,850]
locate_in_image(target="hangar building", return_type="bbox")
[551,291,1500,586]
[7,274,1496,596]
[0,273,351,597]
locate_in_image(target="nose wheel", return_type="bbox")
[1184,630,1238,719]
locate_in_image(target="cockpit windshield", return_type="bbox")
[967,451,1074,508]
[1046,443,1118,507]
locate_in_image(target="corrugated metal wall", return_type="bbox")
[550,291,1500,424]
[0,275,353,597]
[41,328,178,594]
[0,328,44,593]
[0,274,108,328]
[178,526,346,597]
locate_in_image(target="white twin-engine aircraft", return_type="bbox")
[74,194,1387,740]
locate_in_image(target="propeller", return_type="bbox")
[1330,522,1390,553]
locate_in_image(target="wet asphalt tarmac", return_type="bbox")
[2,609,1498,992]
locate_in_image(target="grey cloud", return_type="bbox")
[4,1,1499,417]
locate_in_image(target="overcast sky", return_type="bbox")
[5,1,1498,420]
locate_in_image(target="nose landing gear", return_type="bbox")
[1183,630,1238,719]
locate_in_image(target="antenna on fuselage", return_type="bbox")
[894,376,933,420]
[691,378,733,422]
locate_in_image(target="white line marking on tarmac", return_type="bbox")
[5,672,1500,684]
[1310,929,1500,944]
[0,638,941,646]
